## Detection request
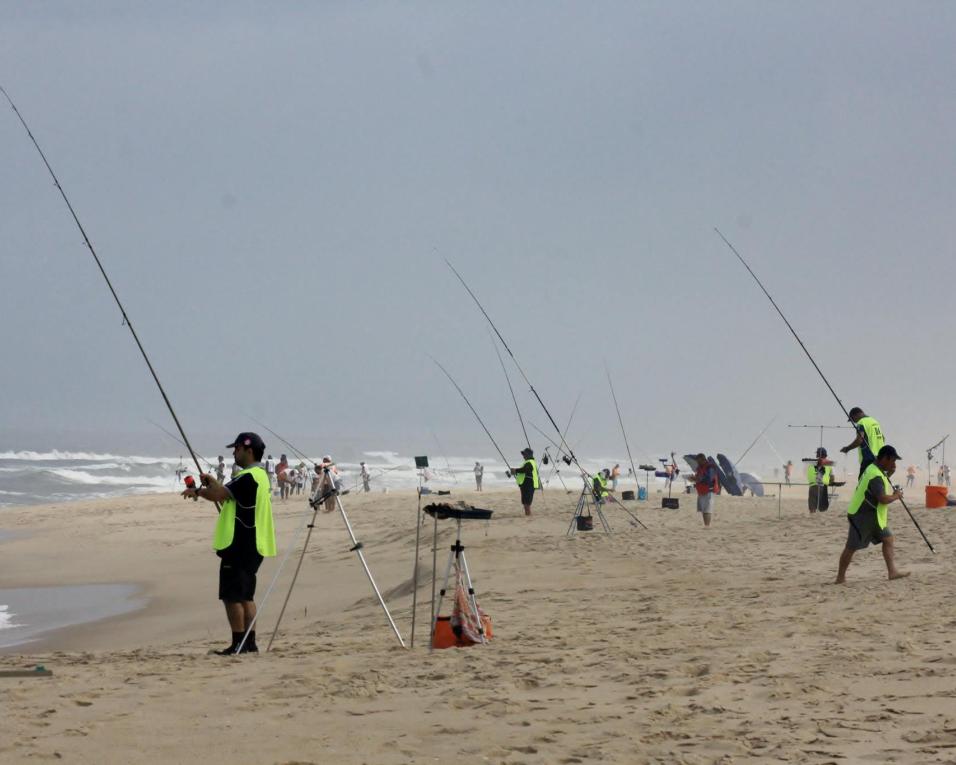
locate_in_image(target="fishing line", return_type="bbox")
[1,86,207,484]
[490,331,531,449]
[605,363,642,497]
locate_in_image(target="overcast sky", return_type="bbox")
[2,2,955,473]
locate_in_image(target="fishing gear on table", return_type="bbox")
[715,227,934,554]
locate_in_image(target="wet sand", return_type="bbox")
[1,484,953,763]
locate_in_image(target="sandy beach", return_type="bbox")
[1,483,954,764]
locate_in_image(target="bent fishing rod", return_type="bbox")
[735,415,777,466]
[244,415,407,648]
[428,355,514,473]
[528,421,647,530]
[2,86,208,490]
[715,228,934,553]
[605,363,643,496]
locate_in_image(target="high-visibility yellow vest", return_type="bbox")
[213,465,276,556]
[593,472,609,499]
[514,458,540,489]
[806,464,833,486]
[856,417,884,463]
[847,462,892,530]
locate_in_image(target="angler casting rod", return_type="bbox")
[245,416,407,648]
[529,421,648,530]
[1,86,207,487]
[605,363,643,496]
[716,228,934,553]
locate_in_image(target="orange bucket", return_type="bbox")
[925,485,948,509]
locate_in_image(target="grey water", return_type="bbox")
[0,583,145,651]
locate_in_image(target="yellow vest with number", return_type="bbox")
[514,458,540,489]
[213,465,276,556]
[857,417,884,463]
[847,462,891,530]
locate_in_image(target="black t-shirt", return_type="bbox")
[217,471,261,565]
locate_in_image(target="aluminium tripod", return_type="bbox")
[567,475,612,536]
[265,465,406,650]
[429,515,486,650]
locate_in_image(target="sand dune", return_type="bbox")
[1,484,953,763]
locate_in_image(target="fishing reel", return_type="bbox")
[183,474,199,501]
[542,449,550,466]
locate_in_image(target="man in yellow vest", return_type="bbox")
[840,406,885,478]
[511,447,540,517]
[807,447,844,514]
[835,444,909,584]
[592,468,611,506]
[183,432,276,654]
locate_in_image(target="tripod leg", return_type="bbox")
[595,502,613,533]
[265,505,320,652]
[333,493,406,648]
[429,545,457,651]
[567,491,585,536]
[410,482,424,648]
[458,550,485,644]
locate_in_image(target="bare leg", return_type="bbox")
[523,504,532,517]
[242,600,256,628]
[835,546,855,583]
[702,512,712,527]
[882,537,910,580]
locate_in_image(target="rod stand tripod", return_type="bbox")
[267,465,406,650]
[428,509,489,651]
[567,476,612,536]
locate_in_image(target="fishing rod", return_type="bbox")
[735,415,777,466]
[429,355,513,473]
[528,422,648,530]
[545,392,581,490]
[1,87,207,489]
[605,363,642,496]
[445,261,648,529]
[147,418,215,470]
[445,260,574,461]
[491,332,531,449]
[716,228,934,553]
[244,416,407,647]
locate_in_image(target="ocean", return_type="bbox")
[0,449,642,508]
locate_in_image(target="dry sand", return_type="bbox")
[1,483,955,764]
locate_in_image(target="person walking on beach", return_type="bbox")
[905,464,917,489]
[276,454,291,501]
[265,454,276,494]
[835,444,909,584]
[511,448,539,517]
[694,454,718,527]
[474,461,484,492]
[784,460,793,487]
[360,462,371,493]
[182,432,276,655]
[840,406,885,477]
[611,464,621,492]
[216,456,226,484]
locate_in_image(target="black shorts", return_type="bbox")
[846,511,891,550]
[218,556,263,602]
[520,483,535,506]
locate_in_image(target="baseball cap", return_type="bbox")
[521,448,534,458]
[226,432,265,451]
[877,445,902,460]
